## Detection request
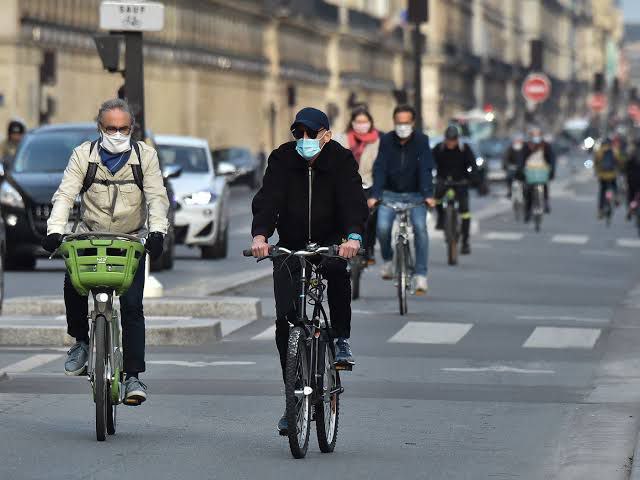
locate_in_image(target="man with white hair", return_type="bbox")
[42,98,170,405]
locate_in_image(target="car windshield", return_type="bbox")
[211,148,253,167]
[157,145,209,173]
[12,129,97,173]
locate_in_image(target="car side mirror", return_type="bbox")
[163,164,183,180]
[216,161,237,176]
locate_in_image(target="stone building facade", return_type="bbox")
[0,0,624,151]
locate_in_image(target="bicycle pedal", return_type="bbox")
[334,362,354,372]
[278,428,288,437]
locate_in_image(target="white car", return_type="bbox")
[155,135,230,259]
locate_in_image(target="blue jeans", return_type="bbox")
[376,191,429,276]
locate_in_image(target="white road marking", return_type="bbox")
[551,234,589,245]
[523,327,601,349]
[484,232,524,241]
[442,365,555,374]
[617,238,640,248]
[516,315,607,324]
[0,354,63,375]
[147,360,256,368]
[580,249,631,258]
[252,325,276,341]
[0,347,68,352]
[388,321,472,344]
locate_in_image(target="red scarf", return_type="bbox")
[347,129,379,164]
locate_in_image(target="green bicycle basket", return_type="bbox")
[59,233,146,297]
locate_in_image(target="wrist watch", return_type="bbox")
[347,233,362,243]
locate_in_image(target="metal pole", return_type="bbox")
[413,22,423,132]
[125,32,145,141]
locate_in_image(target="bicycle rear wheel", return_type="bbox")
[94,315,108,441]
[315,339,340,453]
[285,327,310,459]
[396,243,408,315]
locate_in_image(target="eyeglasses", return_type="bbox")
[101,124,132,135]
[291,126,325,140]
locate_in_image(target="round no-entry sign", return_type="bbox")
[521,73,552,104]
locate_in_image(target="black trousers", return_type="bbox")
[64,255,147,374]
[273,255,351,382]
[364,188,377,258]
[435,185,471,239]
[525,184,550,216]
[599,179,618,210]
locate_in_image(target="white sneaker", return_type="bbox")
[414,275,428,295]
[381,261,394,280]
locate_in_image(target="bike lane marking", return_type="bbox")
[523,327,601,349]
[388,321,473,344]
[147,360,256,367]
[617,238,640,249]
[251,325,276,341]
[441,365,555,375]
[551,234,589,245]
[483,232,524,241]
[0,354,63,376]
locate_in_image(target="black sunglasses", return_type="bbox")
[291,126,323,140]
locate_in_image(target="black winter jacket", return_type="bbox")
[432,142,478,181]
[251,140,368,250]
[371,131,434,199]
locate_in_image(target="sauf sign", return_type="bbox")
[99,1,165,32]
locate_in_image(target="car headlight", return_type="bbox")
[583,137,595,150]
[183,190,218,206]
[476,157,485,167]
[0,182,24,208]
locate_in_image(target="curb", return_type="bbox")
[0,318,223,346]
[3,296,261,320]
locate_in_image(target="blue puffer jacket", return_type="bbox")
[371,131,434,199]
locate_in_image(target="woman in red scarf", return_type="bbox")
[337,107,381,262]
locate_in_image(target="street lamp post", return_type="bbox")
[408,0,428,131]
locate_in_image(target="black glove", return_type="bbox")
[145,232,164,260]
[42,233,63,253]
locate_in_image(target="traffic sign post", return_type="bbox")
[521,73,552,104]
[97,1,165,141]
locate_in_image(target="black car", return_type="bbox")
[477,137,511,183]
[0,189,6,313]
[0,123,177,271]
[211,147,264,189]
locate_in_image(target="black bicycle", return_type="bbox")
[243,244,362,459]
[437,179,468,266]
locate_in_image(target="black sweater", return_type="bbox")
[251,140,368,250]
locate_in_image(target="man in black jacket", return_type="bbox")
[250,107,368,434]
[432,125,478,255]
[368,104,435,294]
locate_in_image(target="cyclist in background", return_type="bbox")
[432,125,477,255]
[594,136,624,218]
[503,133,524,198]
[0,119,25,166]
[335,106,381,262]
[521,129,555,222]
[626,138,640,219]
[369,104,435,294]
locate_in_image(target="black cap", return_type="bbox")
[8,120,25,135]
[444,125,459,140]
[290,107,330,132]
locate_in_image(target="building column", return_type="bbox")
[262,19,280,151]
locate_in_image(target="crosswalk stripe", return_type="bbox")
[617,238,640,248]
[551,234,589,245]
[0,354,63,375]
[388,321,472,344]
[484,232,524,241]
[523,327,601,349]
[251,325,276,341]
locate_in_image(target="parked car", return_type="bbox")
[0,123,178,271]
[211,147,264,189]
[477,137,511,182]
[155,135,230,259]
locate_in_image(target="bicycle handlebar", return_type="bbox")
[436,179,469,187]
[379,201,425,212]
[243,245,365,258]
[62,231,143,243]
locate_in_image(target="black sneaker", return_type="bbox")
[335,338,354,364]
[461,242,471,255]
[278,413,288,435]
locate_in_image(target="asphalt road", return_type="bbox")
[3,159,640,479]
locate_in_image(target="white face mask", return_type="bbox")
[100,131,132,154]
[395,124,413,139]
[352,122,371,135]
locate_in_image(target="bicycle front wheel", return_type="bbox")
[315,340,340,453]
[396,243,408,315]
[285,327,311,459]
[94,315,108,441]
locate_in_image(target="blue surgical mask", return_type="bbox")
[296,138,322,160]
